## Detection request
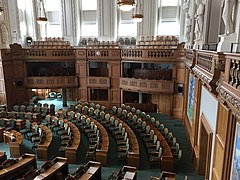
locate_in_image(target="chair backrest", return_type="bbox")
[25,112,33,120]
[121,104,126,109]
[59,120,64,127]
[90,122,95,129]
[9,111,15,118]
[118,123,123,131]
[153,135,157,144]
[94,109,100,116]
[27,106,33,112]
[160,124,164,132]
[100,111,105,119]
[0,119,5,127]
[146,125,150,133]
[64,123,68,130]
[20,105,26,112]
[137,118,142,125]
[90,102,95,108]
[114,120,119,127]
[127,112,133,120]
[86,118,90,125]
[126,105,131,111]
[105,113,112,121]
[122,109,127,118]
[69,104,75,111]
[83,106,88,114]
[54,117,58,125]
[37,102,42,107]
[89,107,94,115]
[156,141,160,150]
[155,121,160,128]
[121,127,125,135]
[110,117,115,124]
[95,104,101,110]
[150,130,154,138]
[46,115,51,122]
[81,115,86,123]
[124,133,128,141]
[164,128,169,136]
[131,107,136,113]
[136,109,141,116]
[26,120,31,129]
[18,111,24,119]
[77,104,82,112]
[172,137,177,147]
[132,115,137,122]
[117,108,122,115]
[101,106,106,111]
[178,149,182,160]
[141,111,146,118]
[158,147,162,157]
[76,113,81,120]
[150,117,155,124]
[13,105,19,112]
[142,122,146,129]
[146,114,151,121]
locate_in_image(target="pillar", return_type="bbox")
[62,88,67,107]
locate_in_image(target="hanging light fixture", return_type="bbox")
[36,0,48,25]
[117,0,136,12]
[132,0,143,22]
[0,1,3,15]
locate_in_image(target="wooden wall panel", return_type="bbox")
[172,95,184,119]
[77,88,87,101]
[216,103,229,144]
[111,78,120,89]
[158,94,173,115]
[212,138,224,180]
[110,63,120,77]
[110,89,121,103]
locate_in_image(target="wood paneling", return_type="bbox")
[87,77,110,88]
[212,137,224,180]
[121,78,174,94]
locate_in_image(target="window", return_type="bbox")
[45,0,62,37]
[81,0,98,36]
[118,10,137,37]
[89,62,108,77]
[157,0,180,36]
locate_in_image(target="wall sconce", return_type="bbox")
[36,0,48,25]
[117,0,136,12]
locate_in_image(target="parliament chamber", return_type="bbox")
[1,0,240,179]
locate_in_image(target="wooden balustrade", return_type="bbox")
[87,77,110,88]
[25,76,78,88]
[121,78,174,94]
[24,49,75,59]
[87,49,121,59]
[121,48,178,61]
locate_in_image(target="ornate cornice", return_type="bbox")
[216,82,240,111]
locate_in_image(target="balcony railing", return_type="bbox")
[87,77,110,88]
[23,49,76,59]
[25,76,78,88]
[120,78,174,94]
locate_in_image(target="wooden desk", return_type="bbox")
[0,152,7,164]
[64,120,80,164]
[37,125,53,160]
[90,117,109,166]
[116,117,140,169]
[122,166,137,180]
[3,130,23,158]
[78,161,101,180]
[0,127,5,142]
[34,157,68,180]
[0,153,36,179]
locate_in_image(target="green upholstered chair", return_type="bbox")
[69,104,75,111]
[95,104,101,110]
[149,147,162,163]
[148,140,161,154]
[112,106,117,114]
[76,104,82,113]
[13,105,19,112]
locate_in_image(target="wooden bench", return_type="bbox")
[64,119,81,164]
[37,124,53,160]
[78,161,101,180]
[115,117,140,169]
[89,117,109,166]
[34,157,68,180]
[0,152,7,165]
[0,153,36,179]
[3,130,23,158]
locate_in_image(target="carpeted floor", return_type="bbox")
[0,100,205,179]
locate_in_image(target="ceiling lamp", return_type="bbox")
[132,14,143,22]
[132,0,143,22]
[117,0,136,12]
[36,0,48,25]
